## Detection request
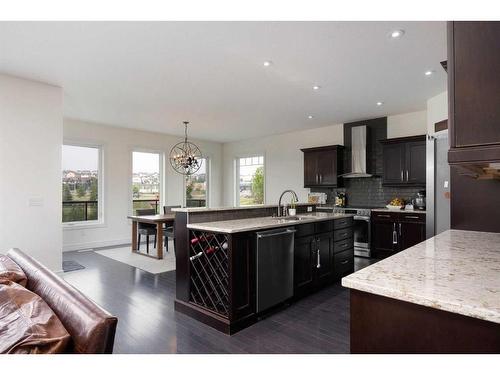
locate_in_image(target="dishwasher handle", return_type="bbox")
[257,228,296,239]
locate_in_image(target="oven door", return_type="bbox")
[353,215,371,257]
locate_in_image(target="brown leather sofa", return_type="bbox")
[5,248,118,354]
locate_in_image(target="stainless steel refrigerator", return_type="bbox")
[426,130,451,238]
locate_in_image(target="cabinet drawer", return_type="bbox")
[314,220,334,234]
[372,211,397,221]
[334,248,354,278]
[295,223,315,238]
[334,217,353,230]
[334,237,353,253]
[399,213,426,223]
[334,227,353,242]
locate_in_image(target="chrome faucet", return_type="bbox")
[277,190,299,217]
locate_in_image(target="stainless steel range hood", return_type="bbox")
[341,125,373,178]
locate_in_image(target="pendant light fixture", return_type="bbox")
[169,121,203,175]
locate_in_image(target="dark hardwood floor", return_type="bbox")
[62,248,377,354]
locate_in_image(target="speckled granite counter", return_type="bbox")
[187,212,354,234]
[342,229,500,324]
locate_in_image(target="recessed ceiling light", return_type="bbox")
[313,85,321,90]
[308,115,314,119]
[424,70,434,76]
[390,29,405,39]
[376,102,384,106]
[263,61,272,67]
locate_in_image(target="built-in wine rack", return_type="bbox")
[188,230,230,317]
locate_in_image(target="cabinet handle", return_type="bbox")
[377,214,390,218]
[401,170,404,181]
[341,259,349,265]
[316,174,319,184]
[404,216,420,219]
[316,249,321,269]
[319,174,322,183]
[406,170,409,181]
[392,223,398,244]
[399,223,402,236]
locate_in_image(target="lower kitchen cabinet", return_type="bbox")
[293,235,316,296]
[316,232,335,287]
[371,211,426,259]
[293,218,354,298]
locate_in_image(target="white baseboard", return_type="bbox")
[63,238,130,252]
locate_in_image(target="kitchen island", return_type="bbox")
[173,204,355,334]
[342,229,500,353]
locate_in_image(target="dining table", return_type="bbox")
[127,213,175,259]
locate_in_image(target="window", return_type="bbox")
[236,155,264,206]
[62,144,102,224]
[185,157,208,207]
[132,151,162,214]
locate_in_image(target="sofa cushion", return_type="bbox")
[0,280,71,354]
[0,255,27,287]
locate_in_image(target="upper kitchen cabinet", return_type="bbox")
[301,145,344,187]
[448,21,500,165]
[380,135,426,186]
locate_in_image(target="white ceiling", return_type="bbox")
[0,21,447,142]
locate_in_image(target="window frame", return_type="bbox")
[184,156,210,208]
[62,141,105,230]
[130,148,165,215]
[234,153,266,207]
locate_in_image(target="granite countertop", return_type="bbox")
[342,229,500,324]
[186,212,354,234]
[172,202,316,213]
[371,208,426,214]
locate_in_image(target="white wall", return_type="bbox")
[0,75,63,271]
[426,92,448,134]
[222,111,428,206]
[62,119,223,251]
[222,123,344,206]
[387,110,427,139]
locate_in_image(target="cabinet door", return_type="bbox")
[293,236,315,296]
[316,150,337,186]
[382,143,405,185]
[371,220,398,259]
[451,22,500,148]
[315,232,334,287]
[405,141,426,185]
[399,222,426,251]
[303,151,318,187]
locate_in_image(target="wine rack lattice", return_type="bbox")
[189,230,230,317]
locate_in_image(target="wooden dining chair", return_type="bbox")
[136,208,157,254]
[163,205,181,253]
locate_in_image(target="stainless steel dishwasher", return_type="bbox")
[255,227,295,313]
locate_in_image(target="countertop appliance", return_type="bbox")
[412,190,426,211]
[334,207,372,258]
[255,227,295,313]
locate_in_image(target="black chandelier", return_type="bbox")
[169,121,203,175]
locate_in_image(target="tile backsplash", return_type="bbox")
[313,177,424,208]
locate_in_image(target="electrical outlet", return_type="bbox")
[307,206,313,212]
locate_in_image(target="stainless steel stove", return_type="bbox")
[333,207,372,258]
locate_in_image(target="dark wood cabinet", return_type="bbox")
[316,232,335,287]
[293,218,353,297]
[382,143,405,185]
[293,235,316,296]
[301,145,344,187]
[380,135,426,186]
[449,22,500,152]
[371,211,426,259]
[371,219,398,258]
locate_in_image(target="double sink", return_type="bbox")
[273,212,332,224]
